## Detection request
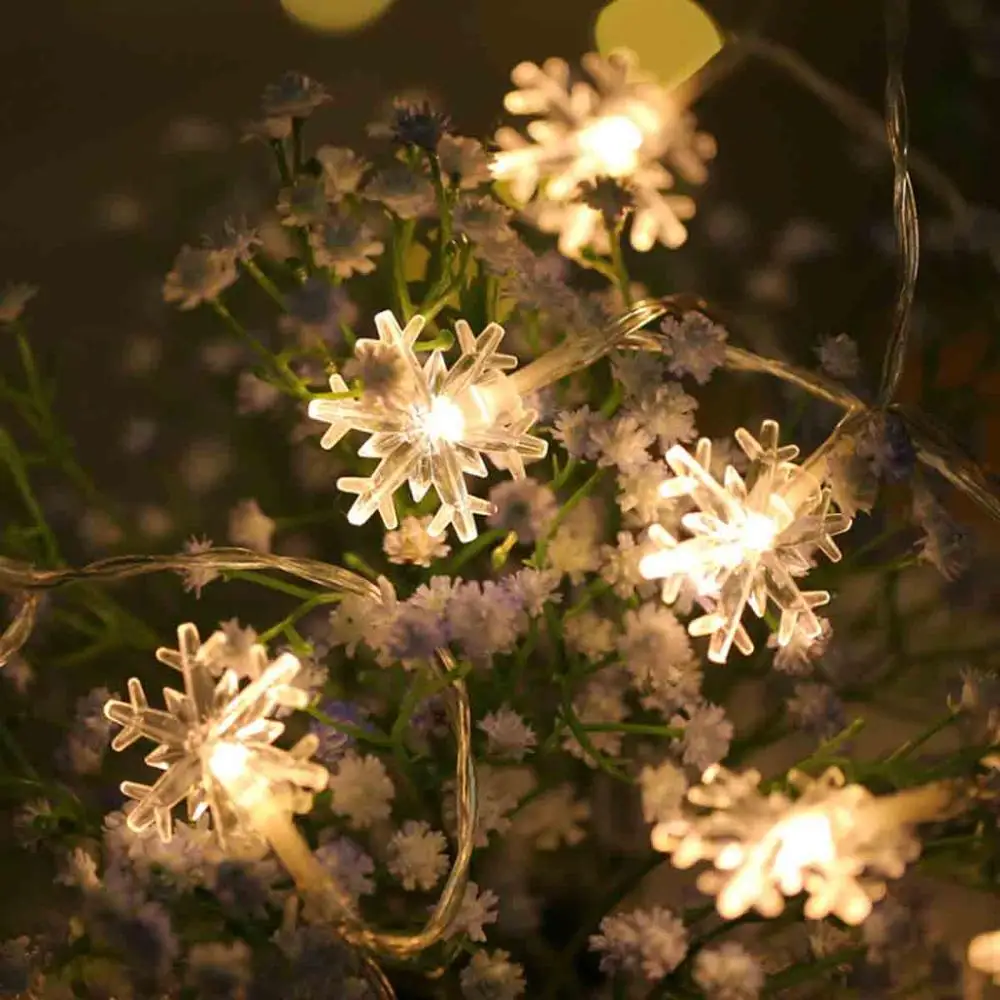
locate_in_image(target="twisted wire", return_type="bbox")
[879,0,919,405]
[0,550,476,998]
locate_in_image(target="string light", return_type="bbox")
[308,310,547,542]
[638,420,852,663]
[651,765,950,925]
[103,622,327,848]
[491,50,715,251]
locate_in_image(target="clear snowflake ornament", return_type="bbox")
[639,420,852,663]
[103,623,328,847]
[491,49,716,251]
[308,310,548,542]
[652,765,921,925]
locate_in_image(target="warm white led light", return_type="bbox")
[639,421,852,663]
[308,310,547,542]
[577,114,645,176]
[491,50,715,252]
[418,394,467,445]
[104,623,327,846]
[653,766,922,926]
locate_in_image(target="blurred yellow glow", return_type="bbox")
[280,0,397,34]
[594,0,723,91]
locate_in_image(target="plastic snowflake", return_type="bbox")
[103,623,328,847]
[308,310,547,542]
[639,420,852,663]
[652,766,920,925]
[491,50,716,251]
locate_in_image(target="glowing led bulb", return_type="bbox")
[653,767,921,926]
[639,421,852,663]
[969,930,1000,983]
[771,811,835,893]
[308,311,547,542]
[418,394,466,444]
[491,50,715,252]
[577,114,645,176]
[103,623,327,846]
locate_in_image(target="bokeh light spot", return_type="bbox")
[594,0,723,90]
[280,0,397,34]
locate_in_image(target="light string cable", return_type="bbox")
[514,0,1000,527]
[0,549,477,996]
[879,0,918,408]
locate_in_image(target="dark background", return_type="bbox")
[0,0,998,969]
[1,0,997,518]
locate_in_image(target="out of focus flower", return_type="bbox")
[383,515,451,567]
[315,146,369,200]
[308,212,385,278]
[459,949,525,1000]
[0,283,37,324]
[180,536,220,598]
[658,311,729,384]
[163,247,237,310]
[487,478,557,542]
[444,882,500,942]
[693,942,764,1000]
[438,135,491,188]
[260,72,330,119]
[912,486,971,581]
[228,499,276,553]
[816,333,861,380]
[387,820,449,891]
[277,176,328,227]
[478,706,537,761]
[326,752,395,829]
[590,907,688,981]
[370,99,451,152]
[363,166,436,219]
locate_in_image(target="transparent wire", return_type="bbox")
[0,549,476,998]
[879,0,919,405]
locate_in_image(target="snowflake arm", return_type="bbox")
[104,623,327,847]
[652,766,922,926]
[307,310,548,542]
[639,421,852,663]
[491,50,715,252]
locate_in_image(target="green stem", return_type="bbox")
[242,259,287,310]
[885,711,958,762]
[0,428,60,564]
[441,528,506,576]
[533,468,606,568]
[224,569,318,601]
[270,139,291,185]
[581,721,683,739]
[306,705,394,748]
[391,218,416,320]
[210,299,309,400]
[257,593,343,645]
[609,221,633,307]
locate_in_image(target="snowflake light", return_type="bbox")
[104,623,328,847]
[491,50,716,251]
[308,310,547,542]
[651,766,921,925]
[639,420,852,663]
